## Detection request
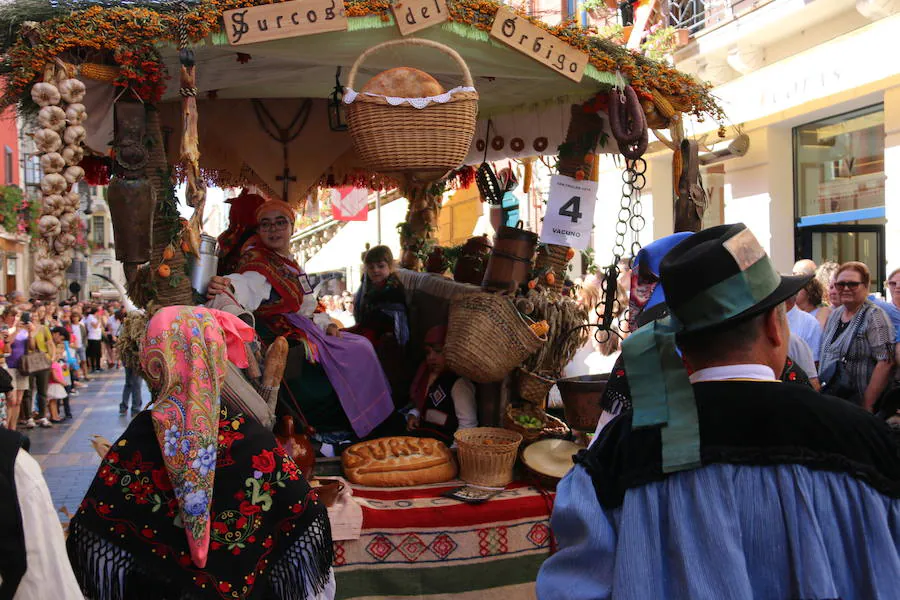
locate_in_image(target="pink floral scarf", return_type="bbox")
[140,306,254,569]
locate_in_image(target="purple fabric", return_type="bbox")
[6,330,28,369]
[284,312,394,438]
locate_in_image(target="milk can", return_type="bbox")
[188,234,219,295]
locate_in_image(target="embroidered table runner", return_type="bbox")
[332,481,554,600]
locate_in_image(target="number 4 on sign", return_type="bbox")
[559,196,583,223]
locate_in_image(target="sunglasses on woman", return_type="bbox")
[834,281,862,290]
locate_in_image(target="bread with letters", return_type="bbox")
[341,436,457,487]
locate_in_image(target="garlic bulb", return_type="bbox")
[30,279,58,299]
[63,125,86,146]
[59,212,78,232]
[34,129,62,154]
[39,152,66,174]
[63,166,84,185]
[66,191,81,210]
[61,145,84,167]
[40,173,67,196]
[58,79,86,104]
[42,194,63,216]
[31,82,61,107]
[38,106,67,132]
[49,273,65,289]
[65,104,87,126]
[39,214,62,238]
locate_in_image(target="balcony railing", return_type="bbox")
[664,0,774,37]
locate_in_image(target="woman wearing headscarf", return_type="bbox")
[208,198,395,442]
[66,306,335,600]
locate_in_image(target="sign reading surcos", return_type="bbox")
[224,0,348,45]
[489,7,589,83]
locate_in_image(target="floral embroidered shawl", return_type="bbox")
[66,306,333,600]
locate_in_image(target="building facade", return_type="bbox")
[635,0,900,292]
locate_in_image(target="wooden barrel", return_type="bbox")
[481,223,538,293]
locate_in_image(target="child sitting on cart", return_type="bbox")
[406,325,477,446]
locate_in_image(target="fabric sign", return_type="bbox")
[540,174,597,250]
[331,186,369,221]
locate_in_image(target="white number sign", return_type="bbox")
[540,174,597,250]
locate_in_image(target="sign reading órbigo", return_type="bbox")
[391,0,449,36]
[224,0,348,46]
[489,7,588,83]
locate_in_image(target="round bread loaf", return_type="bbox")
[360,67,445,98]
[341,436,457,487]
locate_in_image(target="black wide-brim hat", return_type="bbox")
[659,223,811,334]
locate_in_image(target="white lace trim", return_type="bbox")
[343,86,476,109]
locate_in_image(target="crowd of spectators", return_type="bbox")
[0,294,130,431]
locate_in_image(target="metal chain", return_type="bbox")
[592,157,647,344]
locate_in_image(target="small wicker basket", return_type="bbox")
[504,404,569,442]
[345,38,478,176]
[517,368,555,407]
[455,427,523,488]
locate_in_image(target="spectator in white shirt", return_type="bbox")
[0,429,83,599]
[83,309,102,373]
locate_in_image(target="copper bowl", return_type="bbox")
[556,374,608,432]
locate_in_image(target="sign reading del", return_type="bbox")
[224,0,348,46]
[490,7,588,83]
[540,174,597,250]
[391,0,449,35]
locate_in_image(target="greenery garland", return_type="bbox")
[0,0,725,123]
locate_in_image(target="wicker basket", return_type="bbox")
[345,39,478,175]
[445,293,546,383]
[535,244,570,292]
[504,403,568,442]
[455,427,523,488]
[517,368,555,407]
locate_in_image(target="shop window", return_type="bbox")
[24,155,40,186]
[92,215,105,245]
[6,256,16,276]
[794,104,885,224]
[4,146,13,185]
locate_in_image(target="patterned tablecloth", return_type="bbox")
[332,481,555,600]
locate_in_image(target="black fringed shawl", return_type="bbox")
[66,404,333,600]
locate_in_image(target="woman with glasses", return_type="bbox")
[819,261,895,410]
[206,199,396,443]
[887,268,900,310]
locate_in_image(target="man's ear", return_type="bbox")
[764,305,787,348]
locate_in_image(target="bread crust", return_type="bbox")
[342,436,457,487]
[360,67,445,98]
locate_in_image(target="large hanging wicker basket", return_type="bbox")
[455,427,523,488]
[445,293,546,383]
[345,38,478,176]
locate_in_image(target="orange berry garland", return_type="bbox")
[157,264,171,278]
[0,0,725,125]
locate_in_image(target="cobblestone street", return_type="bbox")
[26,368,146,521]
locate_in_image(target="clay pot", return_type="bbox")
[274,415,316,481]
[425,246,447,274]
[313,478,345,507]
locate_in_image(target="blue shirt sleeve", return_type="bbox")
[869,297,900,342]
[536,465,616,600]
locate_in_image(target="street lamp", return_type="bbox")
[328,66,348,132]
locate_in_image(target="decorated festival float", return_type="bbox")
[1,0,724,597]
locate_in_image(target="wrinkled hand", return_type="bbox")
[207,276,232,299]
[406,414,420,431]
